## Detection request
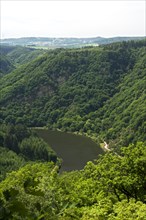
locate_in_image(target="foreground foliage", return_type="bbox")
[0,142,146,219]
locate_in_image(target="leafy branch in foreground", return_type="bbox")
[0,142,146,219]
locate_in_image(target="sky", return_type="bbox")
[1,0,146,39]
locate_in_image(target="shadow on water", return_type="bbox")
[35,129,104,172]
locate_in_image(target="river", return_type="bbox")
[35,129,104,171]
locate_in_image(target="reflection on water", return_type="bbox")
[36,129,103,171]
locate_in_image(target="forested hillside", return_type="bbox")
[0,40,146,149]
[0,124,57,181]
[0,39,146,219]
[0,54,15,77]
[0,45,44,76]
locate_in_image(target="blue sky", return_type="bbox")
[1,0,145,39]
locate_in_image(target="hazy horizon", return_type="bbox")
[1,1,145,39]
[1,35,146,40]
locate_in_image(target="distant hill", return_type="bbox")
[1,36,145,48]
[0,54,15,77]
[0,45,45,65]
[0,45,45,76]
[0,39,146,150]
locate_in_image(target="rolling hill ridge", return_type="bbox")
[1,36,145,48]
[0,39,146,150]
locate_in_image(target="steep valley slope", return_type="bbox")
[0,40,146,150]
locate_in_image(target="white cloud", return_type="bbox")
[1,1,145,38]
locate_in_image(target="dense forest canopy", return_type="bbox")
[0,141,146,219]
[0,39,146,219]
[0,124,57,181]
[0,40,146,149]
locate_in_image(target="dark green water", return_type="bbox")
[36,129,103,171]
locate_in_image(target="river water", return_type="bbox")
[36,129,103,171]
